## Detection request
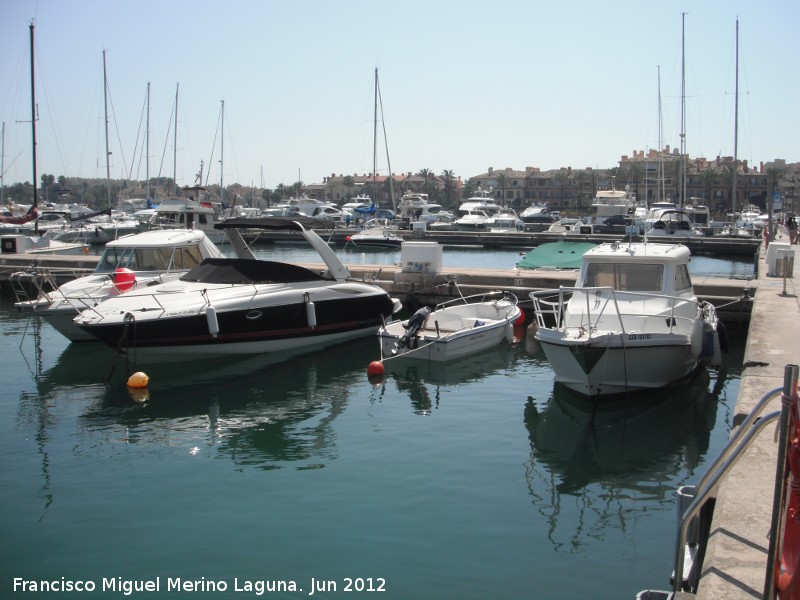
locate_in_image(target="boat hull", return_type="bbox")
[77,289,397,362]
[378,295,520,362]
[536,329,702,397]
[379,319,514,362]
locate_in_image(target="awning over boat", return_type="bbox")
[516,241,597,270]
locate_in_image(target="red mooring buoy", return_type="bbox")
[367,361,385,377]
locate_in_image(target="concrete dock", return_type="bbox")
[679,240,799,600]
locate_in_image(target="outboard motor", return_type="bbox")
[393,306,431,354]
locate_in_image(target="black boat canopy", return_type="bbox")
[214,217,335,231]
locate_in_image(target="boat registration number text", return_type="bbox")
[627,333,652,341]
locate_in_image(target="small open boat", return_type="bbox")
[378,290,521,362]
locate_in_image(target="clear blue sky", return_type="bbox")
[1,0,798,193]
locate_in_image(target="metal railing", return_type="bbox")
[530,286,701,339]
[672,364,799,595]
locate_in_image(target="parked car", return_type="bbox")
[603,215,633,226]
[602,214,643,234]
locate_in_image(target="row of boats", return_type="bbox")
[10,216,726,400]
[2,179,771,259]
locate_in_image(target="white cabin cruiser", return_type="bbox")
[378,291,521,362]
[581,185,637,232]
[530,241,724,397]
[456,188,500,219]
[486,207,524,232]
[74,218,401,362]
[138,190,227,244]
[519,204,549,222]
[14,229,225,342]
[346,218,403,249]
[647,209,704,238]
[454,209,492,230]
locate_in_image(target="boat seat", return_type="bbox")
[423,325,457,334]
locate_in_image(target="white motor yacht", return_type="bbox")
[530,241,724,397]
[74,218,401,362]
[14,228,225,341]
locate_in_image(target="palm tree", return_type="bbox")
[766,166,786,238]
[665,158,682,202]
[462,178,478,201]
[553,170,569,213]
[628,163,644,200]
[343,175,355,201]
[576,171,590,209]
[496,173,508,207]
[441,169,456,209]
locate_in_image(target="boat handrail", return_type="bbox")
[77,285,226,325]
[530,286,699,337]
[434,289,518,312]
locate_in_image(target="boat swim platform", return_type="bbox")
[0,251,758,324]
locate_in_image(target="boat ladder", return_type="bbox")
[8,267,60,304]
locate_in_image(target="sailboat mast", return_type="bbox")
[732,17,739,216]
[372,67,378,204]
[146,81,150,203]
[219,100,224,205]
[173,83,179,193]
[679,12,687,208]
[30,22,38,210]
[1,122,5,206]
[103,49,111,209]
[657,65,664,203]
[376,69,396,212]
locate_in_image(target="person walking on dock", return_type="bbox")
[786,215,798,244]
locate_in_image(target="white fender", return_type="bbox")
[206,306,219,338]
[306,299,317,329]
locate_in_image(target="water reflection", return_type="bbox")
[381,344,517,414]
[30,336,384,472]
[522,368,723,553]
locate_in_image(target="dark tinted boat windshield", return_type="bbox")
[181,258,330,284]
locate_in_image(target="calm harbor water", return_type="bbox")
[0,246,750,599]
